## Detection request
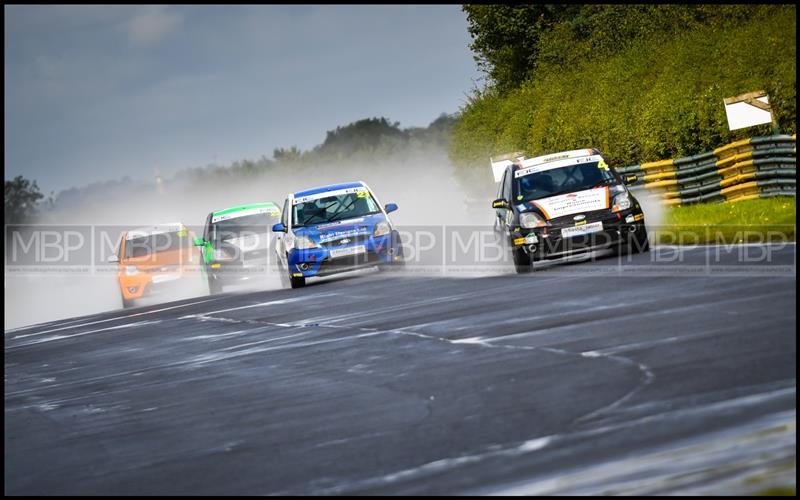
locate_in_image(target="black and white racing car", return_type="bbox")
[490,148,649,273]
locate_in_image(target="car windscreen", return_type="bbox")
[292,192,380,227]
[514,161,619,202]
[125,230,189,259]
[211,212,277,243]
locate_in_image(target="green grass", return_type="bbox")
[755,486,796,496]
[655,196,796,245]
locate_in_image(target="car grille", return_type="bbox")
[320,234,371,248]
[548,209,617,228]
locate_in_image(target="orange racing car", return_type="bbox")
[109,223,200,308]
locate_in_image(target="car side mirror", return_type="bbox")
[492,198,509,209]
[108,255,119,263]
[272,223,287,233]
[192,237,205,247]
[384,203,398,214]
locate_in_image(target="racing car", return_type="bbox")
[193,202,282,294]
[490,149,649,273]
[109,223,200,308]
[271,181,404,288]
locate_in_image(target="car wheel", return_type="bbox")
[511,245,532,274]
[290,275,306,289]
[207,274,223,295]
[632,226,650,253]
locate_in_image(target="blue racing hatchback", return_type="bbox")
[271,181,404,288]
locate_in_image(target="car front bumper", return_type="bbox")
[515,209,646,260]
[287,232,401,278]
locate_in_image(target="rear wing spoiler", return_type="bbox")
[490,151,526,182]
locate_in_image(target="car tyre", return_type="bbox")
[633,226,650,253]
[290,275,306,288]
[207,274,223,295]
[511,245,532,274]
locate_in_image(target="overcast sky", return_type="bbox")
[4,5,482,194]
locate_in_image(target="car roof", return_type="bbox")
[292,181,365,198]
[211,202,279,217]
[125,222,185,240]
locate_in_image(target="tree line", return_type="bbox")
[5,114,459,224]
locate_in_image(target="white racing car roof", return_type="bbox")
[126,222,186,240]
[490,148,601,182]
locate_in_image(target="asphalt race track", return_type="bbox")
[5,243,796,495]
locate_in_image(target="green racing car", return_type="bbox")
[193,202,281,293]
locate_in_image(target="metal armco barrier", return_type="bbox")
[617,134,796,206]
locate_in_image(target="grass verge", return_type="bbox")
[654,196,796,245]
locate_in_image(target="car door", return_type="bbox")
[496,168,514,235]
[494,169,508,233]
[274,199,290,267]
[201,213,213,266]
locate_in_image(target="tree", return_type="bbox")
[273,146,303,163]
[463,4,580,93]
[5,175,44,225]
[312,117,408,159]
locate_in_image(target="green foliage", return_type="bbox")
[451,5,796,171]
[463,4,578,93]
[5,175,44,225]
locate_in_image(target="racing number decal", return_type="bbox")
[597,159,609,170]
[356,190,367,198]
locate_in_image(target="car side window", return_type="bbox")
[116,235,124,261]
[203,213,212,241]
[497,170,507,201]
[503,168,513,202]
[281,200,289,227]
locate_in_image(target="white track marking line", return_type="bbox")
[11,298,218,339]
[9,320,163,348]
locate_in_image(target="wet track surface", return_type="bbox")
[5,243,796,495]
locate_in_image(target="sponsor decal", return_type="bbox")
[532,187,609,219]
[293,187,368,205]
[542,153,570,163]
[513,237,526,246]
[318,227,369,243]
[634,213,645,221]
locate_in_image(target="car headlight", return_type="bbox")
[294,235,318,250]
[373,221,391,237]
[520,212,548,228]
[612,191,632,212]
[125,265,139,276]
